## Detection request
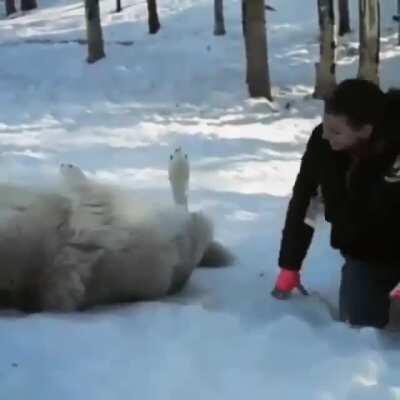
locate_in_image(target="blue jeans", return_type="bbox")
[339,258,400,328]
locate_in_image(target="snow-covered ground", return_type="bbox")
[1,0,400,399]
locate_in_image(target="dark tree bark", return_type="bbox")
[397,0,400,45]
[314,0,336,100]
[244,0,272,100]
[20,0,37,11]
[338,0,351,36]
[147,0,161,34]
[85,0,106,64]
[116,0,122,13]
[358,0,380,84]
[214,0,226,35]
[242,0,249,83]
[5,0,17,15]
[242,1,275,40]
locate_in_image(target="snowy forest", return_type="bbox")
[0,0,400,399]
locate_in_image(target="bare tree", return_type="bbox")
[358,0,380,84]
[116,0,122,13]
[314,0,336,100]
[395,0,400,45]
[242,1,276,40]
[338,0,351,35]
[243,0,272,99]
[214,0,226,35]
[20,0,37,11]
[398,0,400,45]
[85,0,106,64]
[5,0,17,15]
[242,0,247,39]
[147,0,161,34]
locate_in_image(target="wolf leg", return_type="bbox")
[168,147,190,210]
[40,244,104,311]
[40,268,86,311]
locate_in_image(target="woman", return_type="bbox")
[273,79,400,329]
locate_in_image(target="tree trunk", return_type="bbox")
[242,0,250,84]
[20,0,37,11]
[242,0,247,38]
[147,0,161,34]
[358,0,380,84]
[397,0,400,45]
[116,0,122,13]
[5,0,17,15]
[338,0,351,36]
[85,0,106,64]
[314,0,336,100]
[214,0,226,35]
[244,0,272,100]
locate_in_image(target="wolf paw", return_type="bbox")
[60,163,89,192]
[168,147,190,209]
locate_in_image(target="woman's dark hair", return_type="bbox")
[325,79,385,130]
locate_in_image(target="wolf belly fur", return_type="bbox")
[0,150,233,312]
[40,207,216,311]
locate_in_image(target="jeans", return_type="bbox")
[339,258,400,328]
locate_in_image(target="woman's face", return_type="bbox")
[322,113,372,151]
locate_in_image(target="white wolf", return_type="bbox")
[0,148,233,312]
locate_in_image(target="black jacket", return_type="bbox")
[279,124,400,270]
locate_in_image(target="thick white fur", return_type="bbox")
[0,151,232,312]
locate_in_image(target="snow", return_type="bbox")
[0,0,400,399]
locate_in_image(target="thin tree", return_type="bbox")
[84,0,106,64]
[314,0,336,100]
[243,0,272,100]
[147,0,161,34]
[242,0,247,40]
[20,0,37,11]
[116,0,122,13]
[338,0,351,35]
[214,0,226,35]
[396,0,400,45]
[5,0,17,15]
[358,0,380,84]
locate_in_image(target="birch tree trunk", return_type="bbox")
[338,0,351,36]
[85,0,106,64]
[214,0,226,35]
[314,0,336,100]
[147,0,161,34]
[358,0,380,84]
[5,0,17,15]
[244,0,272,99]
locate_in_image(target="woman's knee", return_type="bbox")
[339,258,391,328]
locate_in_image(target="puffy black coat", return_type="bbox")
[278,124,400,270]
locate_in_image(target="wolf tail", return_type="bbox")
[198,240,235,268]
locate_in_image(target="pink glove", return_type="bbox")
[390,282,400,301]
[271,268,307,299]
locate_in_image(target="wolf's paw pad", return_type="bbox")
[169,147,188,161]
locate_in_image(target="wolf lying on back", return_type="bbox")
[0,148,233,312]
